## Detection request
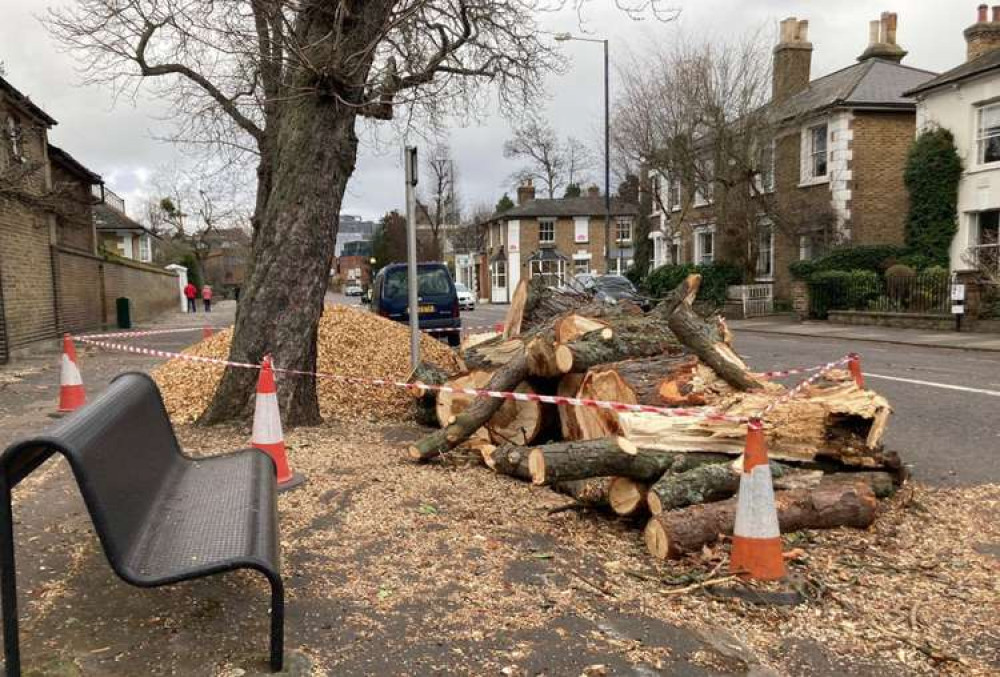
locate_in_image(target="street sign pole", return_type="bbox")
[404,146,420,369]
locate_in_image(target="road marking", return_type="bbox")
[864,372,1000,397]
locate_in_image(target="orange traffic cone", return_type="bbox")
[848,353,865,389]
[58,334,86,412]
[251,355,305,491]
[730,418,786,581]
[202,326,214,340]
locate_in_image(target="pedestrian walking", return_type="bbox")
[184,281,198,313]
[202,284,213,313]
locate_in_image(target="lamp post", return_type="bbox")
[554,32,612,274]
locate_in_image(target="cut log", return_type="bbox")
[554,315,681,374]
[658,274,763,392]
[527,438,732,485]
[463,337,525,371]
[608,477,648,517]
[574,370,634,439]
[409,352,529,462]
[554,314,613,344]
[580,353,732,408]
[407,362,453,427]
[646,462,790,515]
[524,335,563,378]
[487,381,544,445]
[556,373,585,441]
[503,279,530,339]
[617,378,893,467]
[551,478,613,509]
[484,444,534,480]
[643,479,878,560]
[436,370,493,428]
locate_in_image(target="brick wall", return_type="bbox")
[102,257,179,325]
[849,111,914,247]
[0,204,57,349]
[53,247,104,335]
[50,162,96,253]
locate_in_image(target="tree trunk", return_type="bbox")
[608,477,649,517]
[556,373,585,440]
[646,462,790,515]
[201,96,360,426]
[484,443,533,480]
[554,316,681,374]
[408,362,452,427]
[551,478,613,509]
[643,479,878,560]
[527,438,730,485]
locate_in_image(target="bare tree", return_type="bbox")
[613,30,838,279]
[504,117,568,198]
[565,136,593,188]
[47,0,564,424]
[418,142,460,260]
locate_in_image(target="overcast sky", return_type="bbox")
[0,1,974,223]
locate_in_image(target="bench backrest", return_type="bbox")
[1,373,184,565]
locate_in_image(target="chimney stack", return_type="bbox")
[587,185,600,198]
[857,11,907,63]
[966,5,1000,61]
[772,17,813,102]
[516,178,535,205]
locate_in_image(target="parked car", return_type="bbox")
[570,274,651,311]
[371,262,461,346]
[344,282,363,296]
[455,282,476,311]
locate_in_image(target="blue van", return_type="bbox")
[372,263,461,345]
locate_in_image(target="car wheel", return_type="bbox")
[447,332,461,347]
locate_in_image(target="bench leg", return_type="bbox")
[269,577,284,672]
[0,476,21,677]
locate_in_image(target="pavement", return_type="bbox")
[730,316,1000,351]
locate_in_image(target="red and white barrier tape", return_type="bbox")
[757,364,825,379]
[759,355,853,418]
[79,327,217,340]
[73,334,742,422]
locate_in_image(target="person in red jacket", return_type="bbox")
[184,282,197,313]
[202,284,213,313]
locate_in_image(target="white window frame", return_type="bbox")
[615,216,633,244]
[977,102,1000,166]
[670,234,683,265]
[799,234,813,261]
[756,140,776,194]
[802,123,829,183]
[668,174,682,212]
[574,216,589,243]
[5,116,24,163]
[538,217,555,245]
[693,225,715,265]
[572,257,590,275]
[492,260,507,289]
[138,234,152,263]
[755,224,774,281]
[530,258,565,286]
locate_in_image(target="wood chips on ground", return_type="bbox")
[152,305,462,423]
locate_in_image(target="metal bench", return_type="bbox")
[0,372,284,676]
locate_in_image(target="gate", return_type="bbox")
[727,284,774,317]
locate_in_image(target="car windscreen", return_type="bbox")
[455,283,469,292]
[594,276,636,292]
[383,268,452,299]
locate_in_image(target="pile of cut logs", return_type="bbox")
[408,275,902,561]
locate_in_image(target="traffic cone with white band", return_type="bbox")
[730,417,786,581]
[848,353,865,389]
[252,355,304,491]
[58,334,86,412]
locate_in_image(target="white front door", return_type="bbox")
[491,260,507,303]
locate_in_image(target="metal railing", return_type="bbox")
[807,272,951,319]
[727,284,773,317]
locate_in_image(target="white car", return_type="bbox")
[344,282,363,296]
[455,282,475,311]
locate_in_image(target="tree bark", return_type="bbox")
[409,352,528,461]
[484,443,533,480]
[527,438,731,485]
[408,361,452,427]
[643,479,878,560]
[554,316,681,374]
[646,462,790,515]
[551,478,613,509]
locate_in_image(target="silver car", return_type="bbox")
[454,282,476,311]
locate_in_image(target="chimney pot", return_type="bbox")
[884,12,898,44]
[979,4,989,22]
[868,19,880,46]
[516,179,536,205]
[797,19,809,42]
[587,185,600,198]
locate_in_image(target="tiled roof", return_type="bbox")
[0,75,57,126]
[493,196,639,220]
[904,49,1000,97]
[773,58,937,121]
[94,203,159,238]
[48,145,101,184]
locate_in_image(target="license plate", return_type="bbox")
[419,304,435,313]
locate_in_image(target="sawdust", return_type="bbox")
[152,305,462,423]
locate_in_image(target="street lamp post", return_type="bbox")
[555,33,612,274]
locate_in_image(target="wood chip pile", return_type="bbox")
[152,305,462,422]
[408,275,905,565]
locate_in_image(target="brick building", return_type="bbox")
[481,180,638,303]
[0,74,179,362]
[95,190,162,263]
[649,12,938,300]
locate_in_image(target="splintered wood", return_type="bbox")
[152,305,462,423]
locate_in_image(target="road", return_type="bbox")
[335,293,996,487]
